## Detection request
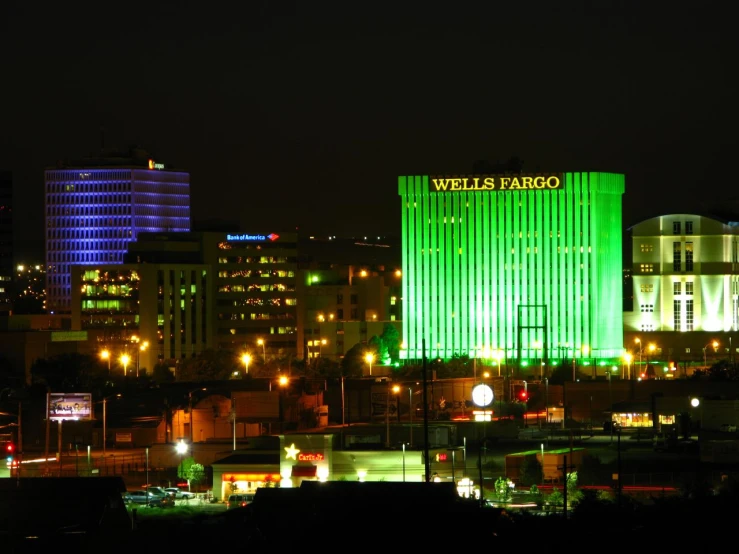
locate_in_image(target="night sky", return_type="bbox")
[3,2,736,262]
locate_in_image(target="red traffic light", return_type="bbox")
[5,442,14,454]
[518,390,528,401]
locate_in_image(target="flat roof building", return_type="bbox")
[398,172,626,375]
[45,148,190,313]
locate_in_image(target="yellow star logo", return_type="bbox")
[284,443,300,460]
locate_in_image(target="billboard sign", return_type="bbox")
[47,393,92,421]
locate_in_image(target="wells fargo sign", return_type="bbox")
[429,174,563,192]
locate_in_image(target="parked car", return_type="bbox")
[165,487,196,500]
[227,493,254,509]
[124,490,174,508]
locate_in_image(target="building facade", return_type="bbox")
[44,149,190,313]
[69,230,298,371]
[624,214,739,371]
[399,172,625,371]
[71,263,213,372]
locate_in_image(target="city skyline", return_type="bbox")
[3,3,736,261]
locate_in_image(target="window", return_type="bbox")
[674,300,681,331]
[673,282,681,295]
[350,294,358,305]
[640,304,654,313]
[685,221,693,235]
[640,244,654,253]
[686,282,693,295]
[350,308,358,319]
[337,294,343,304]
[686,299,694,331]
[685,242,693,271]
[337,309,344,319]
[673,242,681,271]
[640,264,654,273]
[640,284,654,293]
[673,222,681,234]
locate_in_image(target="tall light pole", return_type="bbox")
[257,339,266,365]
[188,388,206,444]
[386,382,397,448]
[365,352,375,376]
[703,340,718,369]
[120,354,131,377]
[635,337,642,375]
[175,440,188,488]
[137,341,148,378]
[408,386,414,447]
[624,352,632,380]
[241,353,251,375]
[100,350,111,377]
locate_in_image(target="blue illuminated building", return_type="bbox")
[44,148,190,313]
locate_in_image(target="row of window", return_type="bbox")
[672,242,694,271]
[673,221,694,235]
[218,312,295,321]
[48,229,132,240]
[47,253,125,264]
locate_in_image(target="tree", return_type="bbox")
[341,343,372,377]
[494,477,514,502]
[177,349,233,382]
[30,352,104,391]
[379,323,401,364]
[178,456,205,492]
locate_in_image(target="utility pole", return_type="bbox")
[422,339,430,482]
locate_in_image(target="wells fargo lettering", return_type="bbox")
[429,174,562,192]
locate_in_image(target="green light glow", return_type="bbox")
[399,172,625,367]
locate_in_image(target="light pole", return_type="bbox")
[635,337,642,375]
[365,352,375,376]
[703,340,718,369]
[624,352,632,380]
[188,388,206,444]
[100,350,111,377]
[647,343,656,377]
[175,440,188,488]
[408,386,414,447]
[257,339,266,365]
[495,350,504,378]
[386,383,398,448]
[120,353,131,377]
[241,353,251,375]
[137,341,148,378]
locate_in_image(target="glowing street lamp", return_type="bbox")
[241,353,252,375]
[175,440,188,486]
[623,352,633,380]
[120,354,131,376]
[257,339,266,364]
[703,340,719,368]
[100,350,111,375]
[365,352,375,376]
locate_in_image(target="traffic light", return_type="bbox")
[518,389,528,402]
[4,441,15,463]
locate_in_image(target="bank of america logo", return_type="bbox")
[268,233,280,241]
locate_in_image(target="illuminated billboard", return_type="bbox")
[47,393,93,421]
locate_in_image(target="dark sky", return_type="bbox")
[3,2,736,261]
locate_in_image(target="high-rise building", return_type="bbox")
[44,148,190,313]
[398,172,625,373]
[0,171,11,314]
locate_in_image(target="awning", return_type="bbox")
[291,465,317,477]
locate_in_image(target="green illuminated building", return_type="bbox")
[398,172,625,373]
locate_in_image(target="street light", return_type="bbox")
[623,352,633,380]
[100,350,111,376]
[365,352,375,376]
[703,340,719,368]
[319,338,327,358]
[188,388,207,444]
[495,350,504,378]
[175,440,188,486]
[386,383,399,448]
[257,339,266,364]
[120,354,131,377]
[241,353,251,375]
[635,338,643,373]
[137,341,149,378]
[533,340,544,380]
